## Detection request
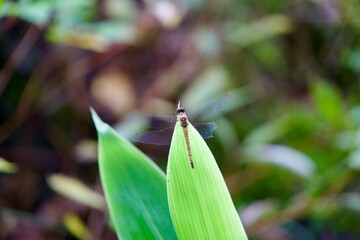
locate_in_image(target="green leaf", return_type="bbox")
[91,109,177,240]
[311,80,343,123]
[47,21,137,52]
[244,144,316,178]
[244,115,288,145]
[226,14,292,48]
[0,157,17,173]
[167,122,248,239]
[47,174,105,210]
[63,213,93,240]
[16,1,52,27]
[347,149,360,170]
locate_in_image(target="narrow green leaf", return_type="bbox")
[226,14,292,48]
[244,144,316,178]
[91,109,177,240]
[167,123,248,239]
[63,213,93,240]
[0,157,17,173]
[47,174,105,210]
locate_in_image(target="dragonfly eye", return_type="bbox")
[176,107,186,115]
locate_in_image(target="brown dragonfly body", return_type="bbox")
[176,103,194,168]
[130,94,233,169]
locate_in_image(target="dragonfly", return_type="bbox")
[130,95,233,168]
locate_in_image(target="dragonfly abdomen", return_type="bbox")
[179,115,194,169]
[183,127,194,169]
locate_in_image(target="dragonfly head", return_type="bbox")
[176,107,186,115]
[176,100,186,115]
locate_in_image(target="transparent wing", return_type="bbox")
[192,122,217,139]
[127,113,176,129]
[188,94,234,121]
[130,127,174,145]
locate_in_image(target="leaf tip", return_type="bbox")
[90,107,108,133]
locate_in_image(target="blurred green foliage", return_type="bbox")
[1,0,360,239]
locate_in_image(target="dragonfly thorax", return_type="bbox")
[130,94,230,145]
[176,107,188,128]
[176,107,185,115]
